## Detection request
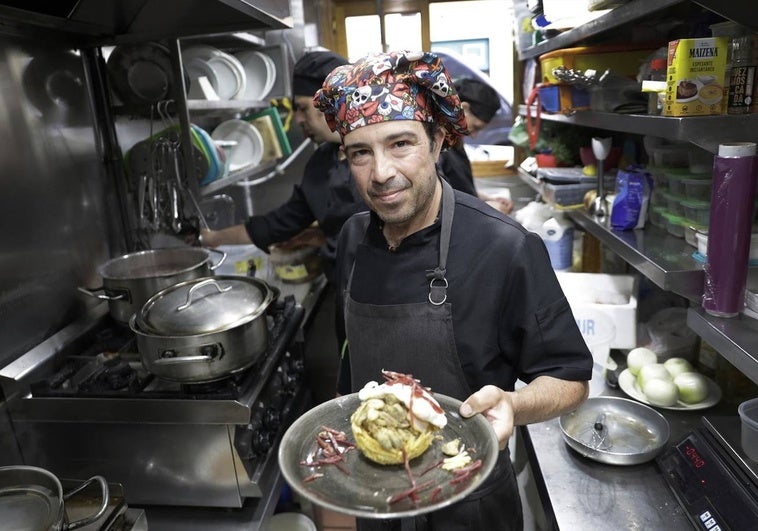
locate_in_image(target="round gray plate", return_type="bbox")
[279,393,498,519]
[559,396,671,466]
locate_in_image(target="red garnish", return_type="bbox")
[300,425,355,482]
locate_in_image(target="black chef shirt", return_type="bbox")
[335,188,592,395]
[245,142,366,282]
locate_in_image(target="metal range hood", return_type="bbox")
[0,0,291,43]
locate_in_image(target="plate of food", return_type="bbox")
[675,78,703,103]
[617,368,721,411]
[278,371,499,519]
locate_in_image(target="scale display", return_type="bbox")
[657,429,758,531]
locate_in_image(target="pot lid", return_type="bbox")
[138,276,273,335]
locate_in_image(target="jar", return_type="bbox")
[727,35,756,114]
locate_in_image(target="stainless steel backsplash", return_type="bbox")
[0,36,113,370]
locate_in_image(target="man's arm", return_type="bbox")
[460,376,589,449]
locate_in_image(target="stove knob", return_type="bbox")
[264,408,281,430]
[252,430,273,454]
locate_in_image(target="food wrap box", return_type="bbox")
[663,37,729,117]
[555,272,639,349]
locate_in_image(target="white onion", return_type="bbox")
[637,363,672,389]
[642,378,679,407]
[627,347,658,376]
[674,372,709,404]
[663,357,694,378]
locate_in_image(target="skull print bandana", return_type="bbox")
[313,51,469,148]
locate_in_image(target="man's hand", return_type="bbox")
[459,385,515,450]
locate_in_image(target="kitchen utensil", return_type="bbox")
[279,392,498,519]
[589,137,612,218]
[211,119,264,172]
[107,43,178,106]
[78,247,226,324]
[234,50,275,101]
[130,276,275,382]
[0,465,109,531]
[182,45,246,101]
[559,396,670,465]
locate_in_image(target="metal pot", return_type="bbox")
[0,465,109,531]
[130,276,275,383]
[79,247,226,324]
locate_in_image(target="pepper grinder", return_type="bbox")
[590,137,612,218]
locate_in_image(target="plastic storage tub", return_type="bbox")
[555,272,638,349]
[539,45,654,84]
[738,397,758,462]
[662,211,686,238]
[680,198,711,225]
[537,84,590,113]
[682,178,713,201]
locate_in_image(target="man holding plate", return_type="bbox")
[313,50,593,530]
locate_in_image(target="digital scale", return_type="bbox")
[656,416,758,531]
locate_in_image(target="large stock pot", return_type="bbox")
[129,276,276,383]
[79,247,225,324]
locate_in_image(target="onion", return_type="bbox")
[637,363,672,390]
[642,378,679,407]
[626,347,658,376]
[663,357,694,378]
[674,372,709,404]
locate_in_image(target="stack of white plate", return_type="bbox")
[234,50,277,101]
[211,119,264,172]
[183,45,247,100]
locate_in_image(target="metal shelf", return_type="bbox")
[517,0,757,61]
[517,0,684,60]
[199,160,278,196]
[567,208,704,301]
[687,307,758,386]
[518,105,758,153]
[516,167,705,300]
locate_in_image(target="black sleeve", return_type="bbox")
[244,184,316,250]
[438,148,478,197]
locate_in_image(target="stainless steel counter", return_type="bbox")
[521,373,738,530]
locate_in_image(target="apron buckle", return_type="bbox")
[428,276,448,305]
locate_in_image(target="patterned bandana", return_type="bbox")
[313,51,469,148]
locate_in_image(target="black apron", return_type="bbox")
[344,179,523,531]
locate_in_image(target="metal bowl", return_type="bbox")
[559,396,670,466]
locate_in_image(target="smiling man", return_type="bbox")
[314,51,592,531]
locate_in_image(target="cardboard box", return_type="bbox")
[663,37,729,117]
[555,272,639,349]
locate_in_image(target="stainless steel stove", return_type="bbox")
[0,294,307,511]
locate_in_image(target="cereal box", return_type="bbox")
[663,37,729,117]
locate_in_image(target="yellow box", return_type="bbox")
[663,37,729,117]
[539,45,654,84]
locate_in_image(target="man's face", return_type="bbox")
[342,120,445,229]
[461,102,488,139]
[294,95,340,144]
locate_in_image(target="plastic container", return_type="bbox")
[683,222,707,248]
[649,205,667,229]
[664,169,690,195]
[652,145,690,168]
[269,245,323,284]
[268,512,317,531]
[537,84,590,113]
[682,177,713,201]
[738,397,758,462]
[662,211,686,238]
[688,147,714,173]
[663,191,685,216]
[539,45,655,84]
[681,198,711,225]
[555,272,638,349]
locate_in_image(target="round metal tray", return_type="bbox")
[559,396,670,466]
